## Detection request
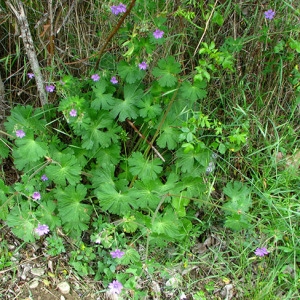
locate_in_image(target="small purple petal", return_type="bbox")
[111,5,120,15]
[28,73,35,79]
[110,76,118,84]
[45,85,55,92]
[118,3,126,13]
[41,174,48,181]
[264,9,275,20]
[153,29,164,39]
[254,247,269,257]
[111,3,126,15]
[32,192,41,200]
[91,74,100,81]
[16,129,26,138]
[108,280,123,294]
[35,224,50,236]
[139,61,148,70]
[69,109,77,117]
[110,249,125,259]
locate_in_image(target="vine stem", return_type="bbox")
[126,119,165,162]
[94,0,136,70]
[193,0,219,56]
[6,0,48,106]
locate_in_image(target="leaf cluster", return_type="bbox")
[0,54,231,247]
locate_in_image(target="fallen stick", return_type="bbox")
[6,0,48,106]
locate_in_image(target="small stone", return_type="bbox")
[57,281,70,294]
[29,280,39,289]
[21,265,31,280]
[8,244,16,250]
[31,268,45,276]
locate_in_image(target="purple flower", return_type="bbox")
[264,9,275,20]
[153,29,164,39]
[111,3,126,15]
[41,174,48,181]
[110,249,125,259]
[45,85,55,92]
[35,224,50,236]
[110,76,118,84]
[117,3,126,13]
[27,73,35,79]
[108,280,123,294]
[69,109,77,117]
[254,247,269,257]
[16,129,26,138]
[32,192,41,201]
[139,61,148,70]
[91,74,100,81]
[111,5,119,15]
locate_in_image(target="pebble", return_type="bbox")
[57,281,70,294]
[29,280,39,289]
[31,267,45,276]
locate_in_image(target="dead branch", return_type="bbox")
[6,0,48,106]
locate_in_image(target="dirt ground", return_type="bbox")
[0,223,103,300]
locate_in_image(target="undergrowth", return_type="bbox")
[0,0,299,299]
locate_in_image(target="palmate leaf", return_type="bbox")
[4,105,46,134]
[90,163,116,193]
[130,180,162,209]
[152,56,181,87]
[176,147,211,174]
[0,179,10,220]
[223,181,252,214]
[0,139,9,161]
[224,214,251,231]
[13,135,48,170]
[179,176,207,198]
[45,152,81,186]
[91,81,116,110]
[222,181,252,231]
[119,247,140,265]
[156,118,181,150]
[94,144,121,166]
[121,214,139,233]
[137,94,162,120]
[117,61,145,83]
[79,111,121,150]
[171,194,190,217]
[179,80,207,104]
[152,208,181,238]
[55,184,92,238]
[6,202,35,242]
[156,172,180,195]
[128,152,163,180]
[110,84,144,121]
[96,183,138,215]
[35,199,61,229]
